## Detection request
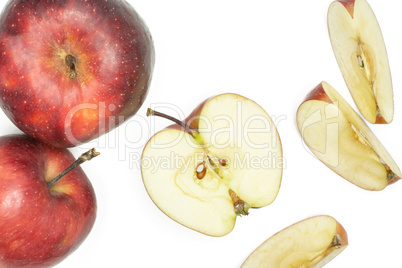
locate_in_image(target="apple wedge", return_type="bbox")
[241,215,348,268]
[297,82,401,190]
[141,93,283,236]
[328,0,393,124]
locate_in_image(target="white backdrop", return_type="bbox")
[0,0,401,267]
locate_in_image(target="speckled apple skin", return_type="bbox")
[0,135,96,267]
[0,0,155,147]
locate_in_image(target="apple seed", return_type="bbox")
[357,54,364,68]
[218,158,227,166]
[196,162,206,179]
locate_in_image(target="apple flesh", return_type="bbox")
[0,0,154,148]
[297,82,401,190]
[328,0,393,124]
[0,135,97,267]
[241,215,348,268]
[142,93,283,236]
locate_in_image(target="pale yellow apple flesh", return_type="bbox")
[141,93,282,236]
[297,82,401,191]
[328,0,393,124]
[241,215,348,268]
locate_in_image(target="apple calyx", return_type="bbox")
[351,124,398,182]
[332,234,342,247]
[47,148,100,188]
[65,54,77,79]
[229,189,250,216]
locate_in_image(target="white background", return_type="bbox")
[0,0,401,267]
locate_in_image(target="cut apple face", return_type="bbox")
[141,93,282,236]
[241,215,348,268]
[328,0,393,124]
[297,82,401,191]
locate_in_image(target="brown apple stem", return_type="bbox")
[47,148,100,188]
[146,108,197,136]
[65,54,77,79]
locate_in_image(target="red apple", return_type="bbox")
[0,135,97,267]
[0,0,155,148]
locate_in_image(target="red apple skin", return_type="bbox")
[303,82,333,104]
[0,135,96,267]
[338,0,355,18]
[374,115,387,124]
[0,0,155,148]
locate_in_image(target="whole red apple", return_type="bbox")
[0,135,97,267]
[0,0,154,147]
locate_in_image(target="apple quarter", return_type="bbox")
[328,0,393,124]
[297,82,401,191]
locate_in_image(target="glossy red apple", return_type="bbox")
[0,135,97,267]
[0,0,154,148]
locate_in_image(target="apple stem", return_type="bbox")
[147,108,197,136]
[47,148,100,188]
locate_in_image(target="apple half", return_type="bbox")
[241,215,348,268]
[328,0,393,124]
[297,81,401,191]
[141,93,283,236]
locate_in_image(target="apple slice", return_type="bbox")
[241,215,348,268]
[328,0,393,124]
[297,82,401,190]
[141,93,283,236]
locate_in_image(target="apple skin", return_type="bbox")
[0,0,155,148]
[303,83,332,104]
[337,0,355,17]
[0,135,96,267]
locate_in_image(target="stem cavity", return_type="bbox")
[65,54,77,79]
